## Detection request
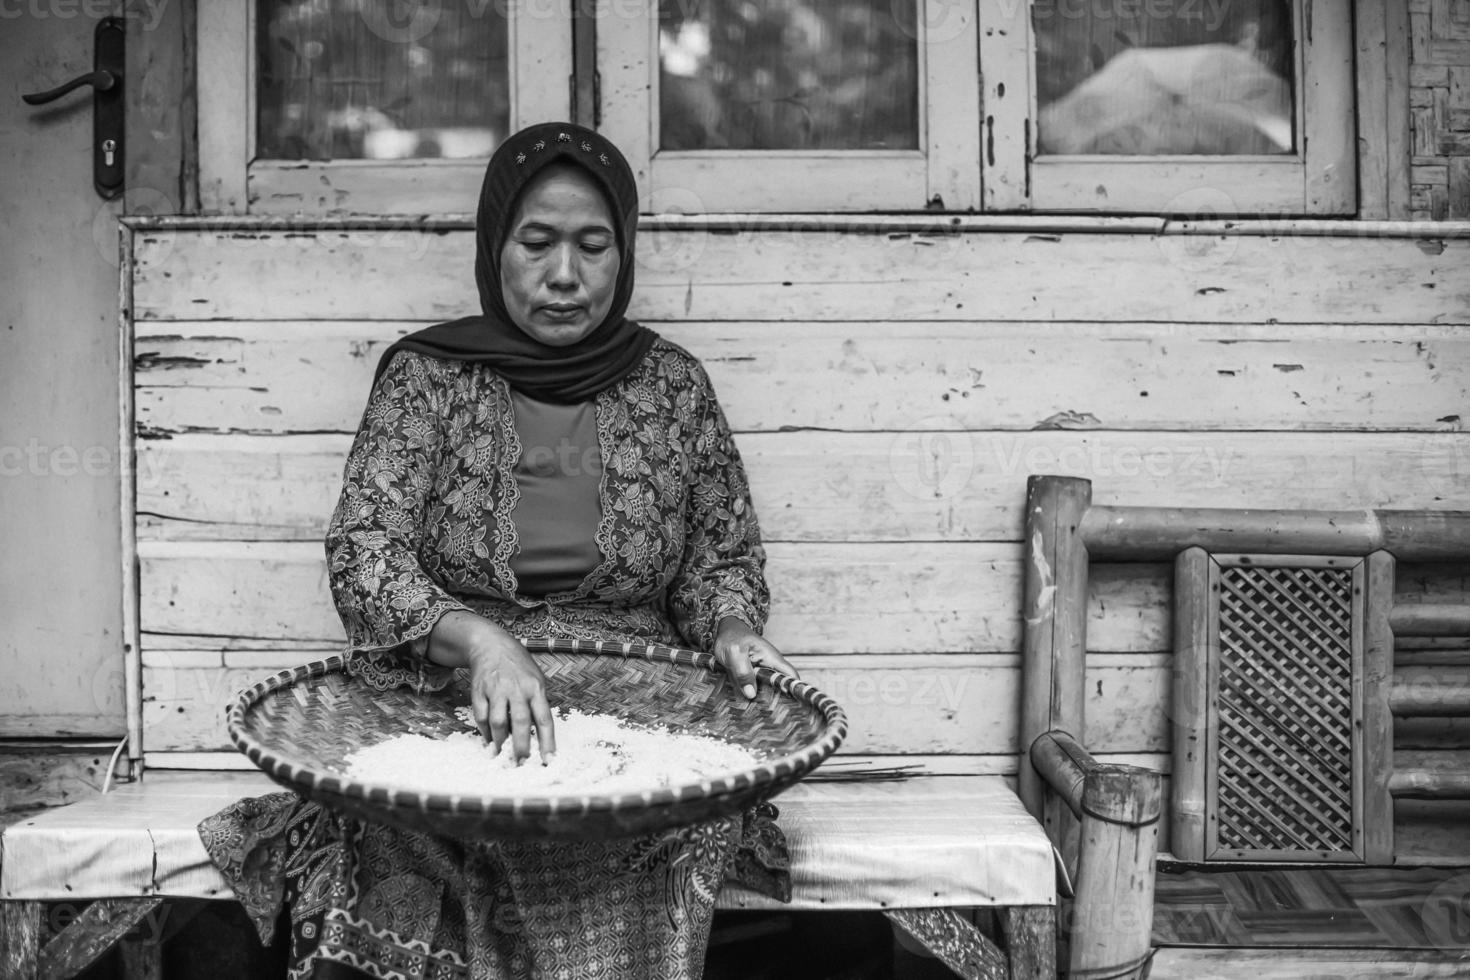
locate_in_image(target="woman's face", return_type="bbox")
[499,164,620,347]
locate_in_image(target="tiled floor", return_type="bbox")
[1153,866,1470,948]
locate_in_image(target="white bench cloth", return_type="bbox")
[1,772,1055,912]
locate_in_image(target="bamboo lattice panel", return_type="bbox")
[1408,0,1470,220]
[1212,563,1359,857]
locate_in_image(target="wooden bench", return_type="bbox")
[1,773,1056,979]
[1021,473,1470,979]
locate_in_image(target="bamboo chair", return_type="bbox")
[1019,474,1470,979]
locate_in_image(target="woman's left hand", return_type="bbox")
[714,617,798,700]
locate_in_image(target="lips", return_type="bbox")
[539,303,583,321]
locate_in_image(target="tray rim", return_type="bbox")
[226,636,848,820]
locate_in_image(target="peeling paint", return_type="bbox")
[134,353,213,371]
[1025,528,1057,628]
[1033,410,1102,430]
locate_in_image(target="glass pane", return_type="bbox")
[256,0,509,161]
[1034,0,1296,156]
[658,0,920,151]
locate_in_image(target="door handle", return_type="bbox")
[21,18,125,200]
[21,69,117,106]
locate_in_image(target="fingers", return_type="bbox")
[723,640,758,700]
[509,697,533,764]
[531,689,557,762]
[471,684,491,743]
[756,647,800,680]
[488,696,510,757]
[739,634,799,681]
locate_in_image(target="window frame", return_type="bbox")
[978,0,1357,215]
[197,0,573,216]
[596,0,982,213]
[194,0,1364,217]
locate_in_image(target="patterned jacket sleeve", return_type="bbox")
[667,359,771,651]
[325,352,467,690]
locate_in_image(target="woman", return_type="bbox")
[201,122,795,979]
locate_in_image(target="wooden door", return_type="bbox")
[0,13,128,738]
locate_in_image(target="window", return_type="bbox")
[197,0,1357,216]
[602,0,1353,214]
[979,0,1355,214]
[598,0,982,211]
[198,0,572,214]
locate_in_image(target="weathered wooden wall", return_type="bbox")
[128,221,1470,859]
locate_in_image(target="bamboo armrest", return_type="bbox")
[1028,729,1163,828]
[1029,729,1163,979]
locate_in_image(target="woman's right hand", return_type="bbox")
[425,611,557,764]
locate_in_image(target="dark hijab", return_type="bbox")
[373,122,657,403]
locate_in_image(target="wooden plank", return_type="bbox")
[125,0,189,212]
[1303,0,1358,215]
[1387,0,1415,219]
[131,321,1470,436]
[1148,947,1470,980]
[136,543,1470,658]
[886,907,1009,980]
[1001,906,1056,980]
[1032,158,1309,215]
[1170,548,1211,863]
[0,901,40,980]
[1365,552,1398,864]
[1358,0,1393,219]
[135,541,1173,655]
[141,653,1172,757]
[134,430,1470,545]
[976,0,1032,212]
[37,897,163,980]
[194,0,247,214]
[922,0,984,212]
[248,161,487,216]
[0,744,114,825]
[121,229,143,768]
[130,228,1470,325]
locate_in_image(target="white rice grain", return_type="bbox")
[344,708,759,796]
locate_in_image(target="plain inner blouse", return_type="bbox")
[505,389,602,597]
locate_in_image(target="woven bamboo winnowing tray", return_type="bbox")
[227,637,847,840]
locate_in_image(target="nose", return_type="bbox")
[547,243,580,291]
